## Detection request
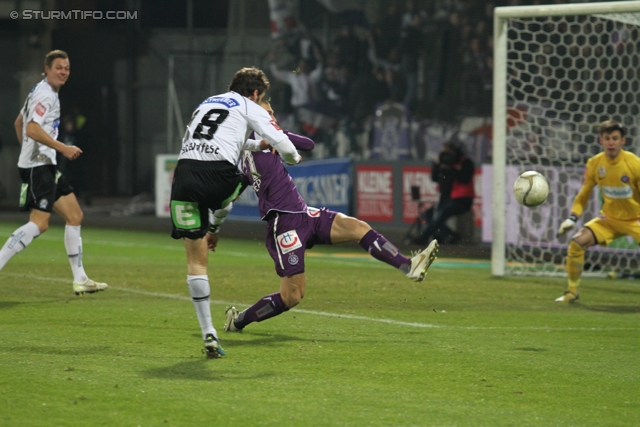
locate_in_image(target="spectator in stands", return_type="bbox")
[344,65,389,156]
[332,24,364,76]
[377,4,402,50]
[269,45,324,121]
[413,141,475,245]
[318,52,349,113]
[398,12,424,112]
[290,27,324,69]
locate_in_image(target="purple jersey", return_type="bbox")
[240,130,314,219]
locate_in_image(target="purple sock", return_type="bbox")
[359,229,410,270]
[235,292,289,329]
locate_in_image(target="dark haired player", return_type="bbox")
[170,67,301,357]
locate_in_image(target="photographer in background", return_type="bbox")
[413,141,475,245]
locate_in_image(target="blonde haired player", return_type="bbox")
[1,50,107,295]
[556,120,640,302]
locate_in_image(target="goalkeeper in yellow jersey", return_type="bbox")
[556,119,640,303]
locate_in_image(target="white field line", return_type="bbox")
[8,233,482,268]
[2,272,635,332]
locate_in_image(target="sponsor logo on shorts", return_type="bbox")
[35,102,46,116]
[288,253,299,265]
[307,207,320,217]
[277,230,302,254]
[19,183,28,206]
[39,199,48,210]
[170,200,201,229]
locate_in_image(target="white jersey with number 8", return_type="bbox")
[179,91,298,165]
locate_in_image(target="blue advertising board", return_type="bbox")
[229,157,352,221]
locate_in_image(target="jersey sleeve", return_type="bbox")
[283,130,314,151]
[25,89,54,126]
[271,137,301,165]
[242,138,263,151]
[243,101,286,143]
[570,157,597,217]
[243,101,300,164]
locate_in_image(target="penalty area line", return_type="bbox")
[2,273,636,331]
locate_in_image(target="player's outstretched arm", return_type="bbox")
[283,130,314,151]
[271,137,301,165]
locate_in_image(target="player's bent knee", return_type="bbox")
[571,228,595,248]
[68,209,84,225]
[282,291,302,308]
[281,287,304,308]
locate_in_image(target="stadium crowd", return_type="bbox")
[262,0,588,159]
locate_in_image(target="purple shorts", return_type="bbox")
[265,207,337,277]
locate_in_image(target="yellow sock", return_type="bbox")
[566,240,584,291]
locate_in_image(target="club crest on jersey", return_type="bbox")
[598,167,606,179]
[621,174,630,183]
[288,253,299,265]
[277,230,302,254]
[307,207,321,217]
[201,96,239,108]
[35,102,46,117]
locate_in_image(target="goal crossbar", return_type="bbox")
[495,1,640,19]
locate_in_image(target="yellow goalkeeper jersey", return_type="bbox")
[571,150,640,221]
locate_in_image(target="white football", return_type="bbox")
[513,171,549,207]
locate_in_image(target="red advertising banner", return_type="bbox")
[356,165,393,222]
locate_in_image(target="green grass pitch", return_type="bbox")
[0,222,638,426]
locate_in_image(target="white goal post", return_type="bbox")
[492,1,640,277]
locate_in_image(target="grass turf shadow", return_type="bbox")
[142,359,276,381]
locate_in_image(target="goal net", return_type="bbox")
[492,1,640,277]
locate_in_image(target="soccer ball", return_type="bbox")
[513,171,549,207]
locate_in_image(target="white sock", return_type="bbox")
[0,222,41,270]
[64,225,88,284]
[187,275,217,339]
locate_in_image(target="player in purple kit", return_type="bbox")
[217,99,439,333]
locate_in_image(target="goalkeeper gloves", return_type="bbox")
[557,214,578,237]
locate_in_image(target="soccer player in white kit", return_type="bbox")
[0,50,108,295]
[169,67,301,358]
